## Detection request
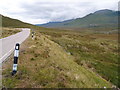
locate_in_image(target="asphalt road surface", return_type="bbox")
[0,28,30,63]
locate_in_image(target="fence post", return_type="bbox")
[12,43,20,76]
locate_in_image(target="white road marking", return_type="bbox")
[0,48,13,63]
[0,28,30,63]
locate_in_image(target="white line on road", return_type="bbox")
[0,28,30,63]
[0,48,13,63]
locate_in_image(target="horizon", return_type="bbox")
[36,9,118,25]
[0,0,119,24]
[2,9,118,25]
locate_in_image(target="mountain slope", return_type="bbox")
[1,15,34,28]
[1,14,118,88]
[3,29,112,88]
[38,9,119,28]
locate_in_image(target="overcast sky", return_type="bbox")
[0,0,119,24]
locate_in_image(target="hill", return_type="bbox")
[3,28,113,88]
[1,14,34,28]
[38,9,119,29]
[2,14,119,88]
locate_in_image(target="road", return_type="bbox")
[0,28,30,63]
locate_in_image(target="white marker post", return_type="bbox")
[12,43,20,76]
[32,32,34,40]
[32,33,34,40]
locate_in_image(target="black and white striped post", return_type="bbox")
[12,43,20,76]
[32,32,34,40]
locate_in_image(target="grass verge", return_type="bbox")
[2,28,115,88]
[1,27,20,39]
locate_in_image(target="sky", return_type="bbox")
[0,0,119,24]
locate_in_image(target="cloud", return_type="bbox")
[0,0,119,24]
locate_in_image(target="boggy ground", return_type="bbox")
[2,28,118,88]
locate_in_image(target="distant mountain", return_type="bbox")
[38,9,119,28]
[1,15,34,28]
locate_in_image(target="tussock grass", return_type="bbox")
[39,28,118,88]
[1,27,20,38]
[3,28,113,88]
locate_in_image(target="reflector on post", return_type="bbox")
[12,43,20,76]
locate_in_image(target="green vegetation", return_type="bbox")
[1,15,35,28]
[39,9,119,29]
[2,12,118,88]
[39,28,119,87]
[2,28,114,88]
[1,28,20,38]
